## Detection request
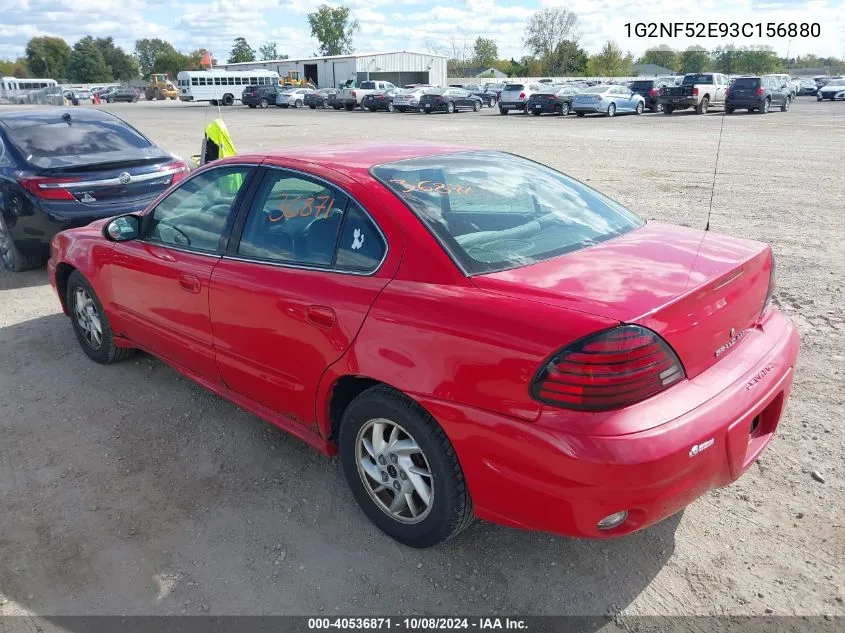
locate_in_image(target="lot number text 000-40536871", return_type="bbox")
[624,22,820,38]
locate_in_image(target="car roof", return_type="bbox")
[236,142,479,171]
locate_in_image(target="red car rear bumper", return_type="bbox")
[416,307,799,538]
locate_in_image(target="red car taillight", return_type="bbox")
[351,91,357,98]
[725,87,730,97]
[17,176,77,200]
[530,325,685,411]
[519,92,525,100]
[163,160,190,184]
[756,87,764,96]
[648,88,656,96]
[692,87,699,96]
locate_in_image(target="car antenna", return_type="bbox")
[62,112,72,126]
[685,82,729,290]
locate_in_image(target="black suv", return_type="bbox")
[629,79,671,112]
[242,84,279,109]
[726,76,792,114]
[106,88,139,103]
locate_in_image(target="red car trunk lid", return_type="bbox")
[471,222,772,379]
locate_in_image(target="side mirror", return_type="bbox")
[104,215,140,242]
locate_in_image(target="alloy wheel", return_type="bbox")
[355,418,434,523]
[74,287,103,350]
[0,215,14,269]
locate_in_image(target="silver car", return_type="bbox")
[392,87,433,112]
[276,88,313,108]
[572,85,646,117]
[498,83,541,115]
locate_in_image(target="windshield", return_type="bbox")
[372,151,644,275]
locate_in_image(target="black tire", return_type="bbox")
[345,104,354,111]
[333,105,342,110]
[222,94,234,106]
[309,104,316,109]
[66,270,135,364]
[248,104,257,109]
[472,100,480,112]
[531,109,541,116]
[725,107,734,114]
[210,99,218,106]
[560,102,570,115]
[606,103,616,117]
[488,97,496,107]
[576,111,585,117]
[260,98,269,109]
[653,103,664,112]
[397,107,407,113]
[387,102,394,113]
[759,98,770,114]
[664,106,674,114]
[829,94,836,101]
[695,96,709,114]
[635,101,644,115]
[447,101,455,114]
[294,99,302,108]
[339,385,473,548]
[498,107,507,115]
[781,97,791,112]
[367,107,377,112]
[0,214,41,272]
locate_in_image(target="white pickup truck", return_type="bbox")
[337,80,397,110]
[658,72,729,114]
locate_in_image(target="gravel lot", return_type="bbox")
[1,99,843,621]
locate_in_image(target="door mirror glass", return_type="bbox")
[104,215,139,242]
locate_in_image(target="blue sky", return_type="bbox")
[3,0,844,64]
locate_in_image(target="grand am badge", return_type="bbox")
[689,438,715,458]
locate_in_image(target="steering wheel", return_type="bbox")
[156,219,191,247]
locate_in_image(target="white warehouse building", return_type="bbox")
[219,51,448,89]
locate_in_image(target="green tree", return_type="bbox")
[586,41,633,76]
[228,37,255,64]
[25,36,71,78]
[94,37,138,80]
[679,46,710,73]
[545,39,587,75]
[713,45,739,74]
[307,4,360,56]
[259,41,286,61]
[135,38,181,76]
[153,50,189,78]
[637,45,679,72]
[0,58,30,78]
[524,8,579,60]
[185,49,215,70]
[66,36,111,83]
[473,37,498,67]
[734,47,780,74]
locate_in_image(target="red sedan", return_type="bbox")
[48,144,799,548]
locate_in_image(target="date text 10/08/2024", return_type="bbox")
[624,22,820,38]
[308,617,528,630]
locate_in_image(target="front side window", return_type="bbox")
[146,167,250,253]
[237,170,386,272]
[373,151,644,275]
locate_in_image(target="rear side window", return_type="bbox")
[360,81,376,89]
[5,115,151,158]
[630,81,653,90]
[373,151,643,275]
[733,78,760,89]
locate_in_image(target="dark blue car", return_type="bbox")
[0,108,188,271]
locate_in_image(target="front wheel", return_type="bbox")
[472,100,480,112]
[781,98,791,112]
[498,107,507,115]
[487,97,496,108]
[294,99,302,108]
[576,111,585,117]
[66,271,135,364]
[606,103,616,117]
[260,98,269,109]
[248,104,257,109]
[652,103,664,112]
[725,107,734,114]
[339,385,473,548]
[387,102,394,113]
[695,96,709,114]
[397,107,407,113]
[664,106,674,114]
[560,102,570,115]
[447,102,455,114]
[635,101,644,115]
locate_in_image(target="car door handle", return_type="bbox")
[179,274,201,294]
[305,306,336,329]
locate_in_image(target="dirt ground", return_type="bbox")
[0,100,843,621]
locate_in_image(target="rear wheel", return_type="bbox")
[653,103,664,112]
[635,101,644,114]
[472,100,480,112]
[0,214,40,272]
[339,385,473,548]
[260,98,269,109]
[759,98,770,114]
[294,99,303,108]
[498,107,507,115]
[222,94,234,106]
[606,103,616,117]
[531,109,541,116]
[695,96,709,114]
[560,102,570,115]
[664,106,674,114]
[66,271,135,364]
[447,101,455,114]
[487,96,496,108]
[781,97,791,112]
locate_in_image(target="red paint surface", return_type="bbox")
[48,144,800,538]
